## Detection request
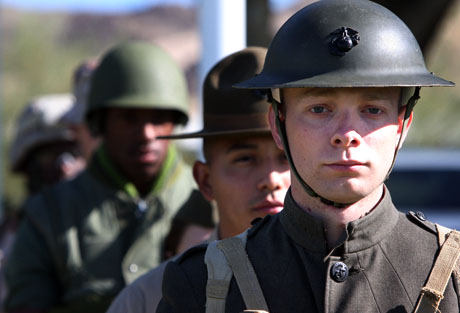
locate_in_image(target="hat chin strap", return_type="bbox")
[268,87,420,209]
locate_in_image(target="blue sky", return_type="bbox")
[0,0,297,13]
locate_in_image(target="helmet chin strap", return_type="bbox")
[386,87,420,179]
[268,87,421,209]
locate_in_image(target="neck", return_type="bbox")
[218,222,245,240]
[292,184,384,248]
[131,178,156,198]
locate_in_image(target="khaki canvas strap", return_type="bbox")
[205,240,233,313]
[436,224,451,246]
[204,231,269,313]
[217,236,269,311]
[414,226,460,313]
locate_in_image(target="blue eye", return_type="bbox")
[310,106,327,113]
[366,108,382,114]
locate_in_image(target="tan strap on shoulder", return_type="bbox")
[204,230,269,313]
[205,239,233,313]
[413,225,460,313]
[217,235,269,311]
[436,224,452,246]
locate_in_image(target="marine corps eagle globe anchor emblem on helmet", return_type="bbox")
[329,27,360,56]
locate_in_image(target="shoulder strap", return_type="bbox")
[204,231,269,313]
[204,239,233,313]
[413,224,460,313]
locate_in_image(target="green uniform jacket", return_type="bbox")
[5,146,196,313]
[157,188,460,313]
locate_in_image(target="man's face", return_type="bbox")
[195,135,291,237]
[272,87,406,205]
[104,107,175,185]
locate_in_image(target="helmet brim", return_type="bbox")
[157,128,271,140]
[235,71,455,89]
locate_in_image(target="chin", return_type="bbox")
[320,183,370,203]
[330,183,384,204]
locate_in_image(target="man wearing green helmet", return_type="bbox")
[4,41,197,313]
[157,1,459,312]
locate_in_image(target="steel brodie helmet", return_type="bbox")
[237,0,454,88]
[237,0,454,208]
[87,41,189,133]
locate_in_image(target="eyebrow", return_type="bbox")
[226,143,258,154]
[302,88,396,101]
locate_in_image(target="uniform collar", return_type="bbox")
[280,186,400,255]
[88,144,178,199]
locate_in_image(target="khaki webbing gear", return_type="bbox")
[205,231,269,313]
[414,225,460,313]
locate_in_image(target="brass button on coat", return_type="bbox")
[331,262,349,282]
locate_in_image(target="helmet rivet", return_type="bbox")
[329,27,360,56]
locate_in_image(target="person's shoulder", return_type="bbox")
[402,210,439,235]
[246,213,280,240]
[387,210,444,255]
[22,170,93,228]
[173,242,209,266]
[107,261,171,313]
[159,244,209,310]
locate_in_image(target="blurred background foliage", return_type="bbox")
[408,1,460,146]
[1,0,460,208]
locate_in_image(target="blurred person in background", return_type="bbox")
[4,41,196,313]
[106,46,291,313]
[10,94,85,194]
[64,59,102,161]
[0,93,85,309]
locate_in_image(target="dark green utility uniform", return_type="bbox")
[5,145,195,313]
[157,187,460,312]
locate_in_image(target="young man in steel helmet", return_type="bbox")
[4,41,196,313]
[106,46,290,313]
[157,1,459,312]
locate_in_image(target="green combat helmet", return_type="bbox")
[160,46,269,139]
[236,0,454,208]
[87,41,189,133]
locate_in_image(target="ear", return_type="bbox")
[193,161,214,202]
[396,110,413,149]
[268,105,284,151]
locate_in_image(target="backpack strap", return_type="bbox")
[204,231,269,313]
[205,239,233,313]
[413,224,460,313]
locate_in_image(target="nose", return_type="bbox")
[330,113,362,148]
[257,170,284,192]
[141,122,157,140]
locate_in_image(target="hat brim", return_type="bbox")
[158,127,271,139]
[235,71,455,89]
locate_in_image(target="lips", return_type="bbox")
[252,200,284,214]
[325,159,368,172]
[131,146,160,163]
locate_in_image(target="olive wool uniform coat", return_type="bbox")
[5,146,196,313]
[157,188,460,313]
